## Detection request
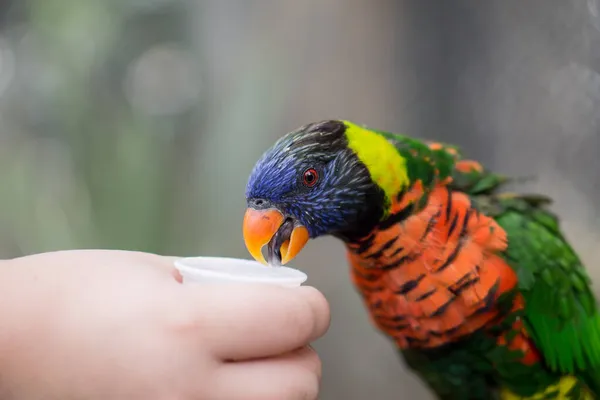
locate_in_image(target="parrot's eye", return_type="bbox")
[302,168,319,187]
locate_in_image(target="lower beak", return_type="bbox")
[242,208,309,265]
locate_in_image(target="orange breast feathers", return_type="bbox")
[346,184,520,349]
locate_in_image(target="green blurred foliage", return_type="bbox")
[0,0,286,258]
[0,0,187,256]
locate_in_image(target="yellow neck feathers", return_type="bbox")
[342,120,410,209]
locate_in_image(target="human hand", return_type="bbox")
[0,250,330,400]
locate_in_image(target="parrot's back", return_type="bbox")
[344,135,600,399]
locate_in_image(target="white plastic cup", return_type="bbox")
[174,256,308,287]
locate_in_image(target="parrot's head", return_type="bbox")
[243,119,412,266]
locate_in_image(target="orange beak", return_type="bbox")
[242,208,310,265]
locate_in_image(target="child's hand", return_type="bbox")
[0,250,330,400]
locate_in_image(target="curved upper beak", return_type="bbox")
[242,207,309,266]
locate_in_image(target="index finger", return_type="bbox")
[177,284,330,361]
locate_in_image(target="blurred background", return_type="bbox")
[1,0,599,398]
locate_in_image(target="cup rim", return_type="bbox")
[174,256,308,284]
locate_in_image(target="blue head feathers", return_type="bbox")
[245,120,385,239]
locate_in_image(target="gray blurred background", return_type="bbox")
[1,1,599,399]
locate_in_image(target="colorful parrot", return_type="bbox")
[242,120,600,399]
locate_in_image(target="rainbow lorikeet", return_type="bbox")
[242,120,600,399]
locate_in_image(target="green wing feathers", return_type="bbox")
[496,203,600,374]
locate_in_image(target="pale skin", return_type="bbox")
[0,250,330,400]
